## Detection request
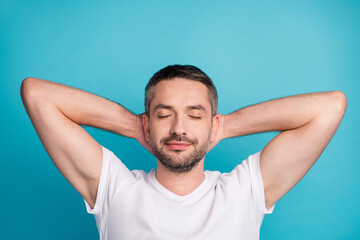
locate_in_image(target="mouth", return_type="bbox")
[165,141,192,150]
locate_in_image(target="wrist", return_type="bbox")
[219,113,227,140]
[134,114,144,141]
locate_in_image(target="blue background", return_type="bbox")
[1,0,359,239]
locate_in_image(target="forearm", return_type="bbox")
[223,91,346,139]
[21,77,139,138]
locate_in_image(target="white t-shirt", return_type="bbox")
[84,145,275,240]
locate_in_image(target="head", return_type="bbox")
[143,64,219,174]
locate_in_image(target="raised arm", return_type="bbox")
[215,91,347,209]
[20,77,145,208]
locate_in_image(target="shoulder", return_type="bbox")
[219,151,262,186]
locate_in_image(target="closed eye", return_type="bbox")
[189,115,201,119]
[158,115,171,119]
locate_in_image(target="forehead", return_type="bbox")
[151,78,211,111]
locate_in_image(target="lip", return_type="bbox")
[165,141,191,150]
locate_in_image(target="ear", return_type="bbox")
[210,114,220,142]
[142,113,150,141]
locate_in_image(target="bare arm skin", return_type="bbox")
[213,91,347,209]
[20,78,146,208]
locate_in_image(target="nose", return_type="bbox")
[169,114,187,136]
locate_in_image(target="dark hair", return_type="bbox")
[145,64,218,117]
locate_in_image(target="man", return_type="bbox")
[20,65,347,239]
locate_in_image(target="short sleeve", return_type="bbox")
[227,150,275,226]
[247,150,275,215]
[83,145,134,217]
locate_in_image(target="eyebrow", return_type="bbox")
[153,104,207,113]
[153,104,173,112]
[186,105,207,113]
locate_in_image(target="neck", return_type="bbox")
[155,158,206,196]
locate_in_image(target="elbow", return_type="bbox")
[331,91,347,114]
[321,91,347,120]
[20,77,40,101]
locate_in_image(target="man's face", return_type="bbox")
[144,78,218,173]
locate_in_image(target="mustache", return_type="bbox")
[160,135,198,145]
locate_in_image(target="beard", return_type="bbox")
[149,130,211,174]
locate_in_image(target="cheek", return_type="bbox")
[193,122,212,139]
[149,121,169,138]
